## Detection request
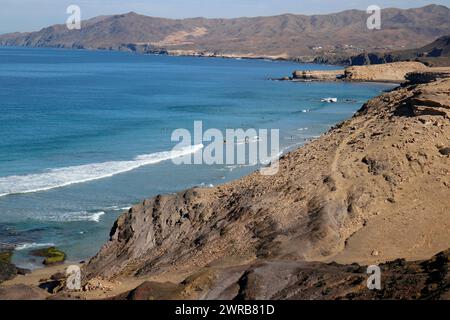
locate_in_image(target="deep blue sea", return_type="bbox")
[0,46,394,268]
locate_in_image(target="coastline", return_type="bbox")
[1,60,449,300]
[0,3,449,302]
[0,47,385,270]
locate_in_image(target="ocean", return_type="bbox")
[0,46,394,268]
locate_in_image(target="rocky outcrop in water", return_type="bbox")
[292,70,344,81]
[113,249,449,300]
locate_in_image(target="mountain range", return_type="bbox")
[317,35,450,66]
[1,4,449,61]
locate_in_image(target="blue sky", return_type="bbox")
[0,0,449,34]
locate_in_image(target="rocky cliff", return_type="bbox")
[80,69,450,300]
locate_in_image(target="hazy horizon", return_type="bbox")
[0,1,449,34]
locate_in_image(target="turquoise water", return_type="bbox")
[0,47,394,268]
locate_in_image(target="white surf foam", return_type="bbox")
[15,242,55,251]
[0,144,203,197]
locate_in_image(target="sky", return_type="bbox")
[0,0,449,34]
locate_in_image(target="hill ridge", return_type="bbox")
[1,4,449,60]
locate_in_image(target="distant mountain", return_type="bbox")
[1,5,450,60]
[319,35,450,66]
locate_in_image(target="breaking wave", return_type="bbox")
[0,144,203,197]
